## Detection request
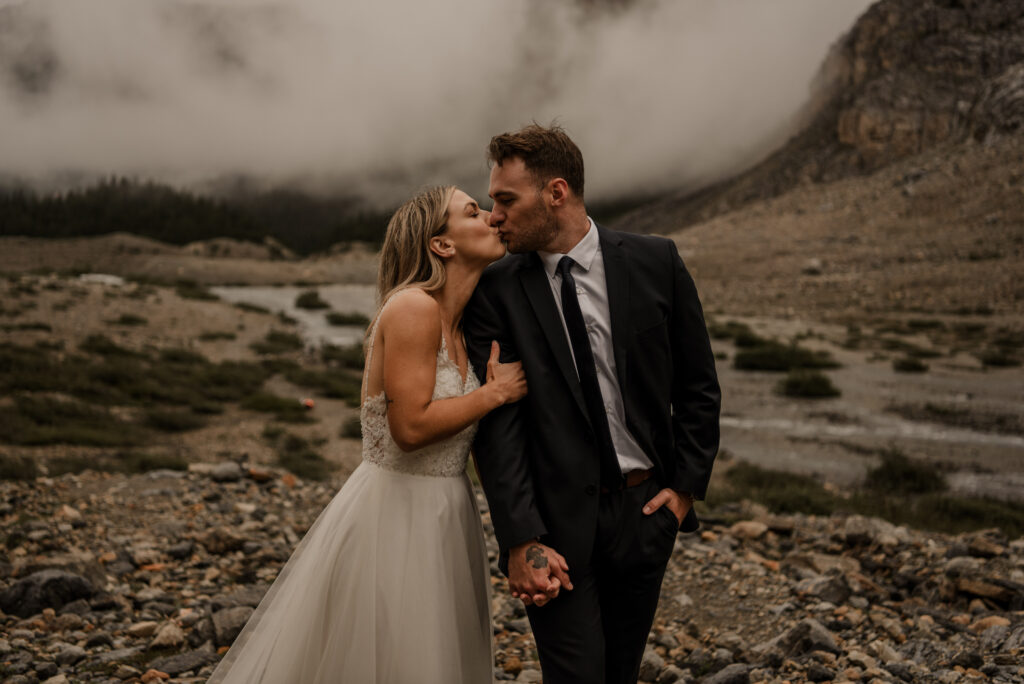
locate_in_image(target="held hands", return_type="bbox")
[643,488,693,526]
[485,340,527,405]
[508,541,573,608]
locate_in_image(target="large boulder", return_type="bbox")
[0,569,96,618]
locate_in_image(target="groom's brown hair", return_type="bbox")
[487,123,585,199]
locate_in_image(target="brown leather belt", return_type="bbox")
[600,468,654,494]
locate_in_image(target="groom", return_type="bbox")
[464,124,721,684]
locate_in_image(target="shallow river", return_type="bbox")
[210,284,377,348]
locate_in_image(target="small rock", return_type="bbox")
[210,461,243,482]
[796,575,851,605]
[141,670,170,682]
[967,536,1004,558]
[128,621,160,638]
[0,569,96,618]
[516,669,543,683]
[502,656,523,675]
[200,527,247,554]
[801,258,824,275]
[114,664,143,679]
[638,646,664,681]
[150,621,185,649]
[969,615,1010,632]
[703,663,751,684]
[506,618,531,634]
[148,649,219,676]
[656,665,687,683]
[212,606,254,646]
[54,504,82,521]
[806,663,834,682]
[41,676,69,684]
[54,644,86,666]
[728,520,768,540]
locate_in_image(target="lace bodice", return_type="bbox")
[360,299,480,478]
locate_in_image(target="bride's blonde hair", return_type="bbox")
[368,185,456,335]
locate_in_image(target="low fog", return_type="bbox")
[0,0,874,204]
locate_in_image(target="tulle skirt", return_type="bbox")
[206,461,493,684]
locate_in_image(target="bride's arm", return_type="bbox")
[379,289,525,452]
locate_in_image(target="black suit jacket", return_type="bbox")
[464,225,721,574]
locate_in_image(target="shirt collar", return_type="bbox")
[538,217,599,279]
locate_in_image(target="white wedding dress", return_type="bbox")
[207,309,493,683]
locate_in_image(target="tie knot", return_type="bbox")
[557,256,576,277]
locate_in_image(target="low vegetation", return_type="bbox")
[249,330,304,355]
[295,290,329,310]
[262,430,334,482]
[709,452,1024,538]
[325,311,371,327]
[240,392,314,423]
[775,369,841,398]
[892,356,929,373]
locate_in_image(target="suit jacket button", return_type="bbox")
[585,484,597,496]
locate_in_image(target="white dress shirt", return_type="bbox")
[537,218,654,474]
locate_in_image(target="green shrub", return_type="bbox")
[706,320,754,341]
[175,280,218,301]
[0,396,146,447]
[713,462,837,516]
[145,408,207,432]
[976,349,1021,367]
[116,451,188,473]
[893,356,929,373]
[159,348,207,365]
[341,416,362,439]
[250,330,304,355]
[863,449,946,495]
[321,343,365,370]
[733,341,839,372]
[295,290,329,310]
[326,311,371,327]
[275,432,332,481]
[240,392,313,423]
[80,334,142,357]
[776,369,841,398]
[109,313,147,326]
[235,302,270,314]
[284,367,362,404]
[198,331,237,341]
[0,454,39,481]
[906,318,945,331]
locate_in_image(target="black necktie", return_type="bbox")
[557,256,622,488]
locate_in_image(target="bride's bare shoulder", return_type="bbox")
[378,288,441,337]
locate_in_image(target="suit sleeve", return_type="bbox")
[464,280,548,554]
[667,239,721,499]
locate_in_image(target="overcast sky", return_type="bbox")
[0,0,875,203]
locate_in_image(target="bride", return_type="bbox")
[206,185,527,683]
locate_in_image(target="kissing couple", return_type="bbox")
[206,124,721,684]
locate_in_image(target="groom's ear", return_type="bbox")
[429,235,455,259]
[548,178,570,207]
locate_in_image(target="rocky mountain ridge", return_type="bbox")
[619,0,1024,234]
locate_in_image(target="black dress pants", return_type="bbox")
[525,477,678,684]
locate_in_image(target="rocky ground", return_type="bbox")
[0,464,1021,684]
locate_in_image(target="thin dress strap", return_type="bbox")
[361,290,407,405]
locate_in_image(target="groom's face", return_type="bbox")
[488,157,558,254]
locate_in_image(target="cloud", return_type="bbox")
[0,0,873,204]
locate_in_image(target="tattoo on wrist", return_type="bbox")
[384,392,394,414]
[525,544,548,569]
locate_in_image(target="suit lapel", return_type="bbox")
[598,225,630,392]
[519,255,591,426]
